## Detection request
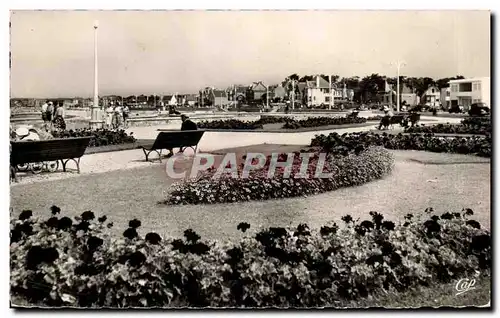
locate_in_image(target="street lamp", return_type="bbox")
[289,79,298,110]
[391,60,406,113]
[90,20,103,129]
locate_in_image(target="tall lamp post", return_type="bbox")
[391,60,406,113]
[90,20,103,129]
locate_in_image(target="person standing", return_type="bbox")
[53,102,66,131]
[41,100,49,128]
[105,104,114,129]
[46,101,55,131]
[122,104,130,128]
[114,103,123,129]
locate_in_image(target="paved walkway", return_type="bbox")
[10,115,463,185]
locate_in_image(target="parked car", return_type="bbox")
[468,102,490,117]
[448,105,464,113]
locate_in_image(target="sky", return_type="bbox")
[10,10,490,98]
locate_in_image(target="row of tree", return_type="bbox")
[282,73,465,103]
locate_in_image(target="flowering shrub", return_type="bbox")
[197,119,264,130]
[311,132,491,158]
[282,116,367,129]
[164,147,394,205]
[10,206,490,307]
[52,128,136,147]
[405,123,491,135]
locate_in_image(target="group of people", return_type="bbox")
[105,103,130,129]
[41,101,66,131]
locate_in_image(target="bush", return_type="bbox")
[10,207,490,308]
[461,117,491,127]
[197,117,289,130]
[164,147,394,205]
[311,132,491,158]
[405,123,491,135]
[197,119,263,130]
[282,116,367,129]
[52,128,136,147]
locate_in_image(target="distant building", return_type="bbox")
[272,84,286,101]
[184,94,198,106]
[421,85,441,107]
[440,87,451,109]
[210,89,229,106]
[304,76,354,107]
[382,81,418,106]
[249,82,267,101]
[449,77,490,110]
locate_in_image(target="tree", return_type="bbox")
[359,73,386,102]
[435,75,465,89]
[299,75,314,82]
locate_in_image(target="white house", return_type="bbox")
[305,75,354,107]
[449,77,490,110]
[422,85,441,107]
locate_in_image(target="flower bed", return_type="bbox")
[10,206,490,307]
[164,147,394,205]
[311,132,491,158]
[197,119,264,130]
[197,117,289,130]
[52,128,136,147]
[282,116,367,129]
[405,123,491,135]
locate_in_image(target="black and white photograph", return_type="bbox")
[8,8,491,309]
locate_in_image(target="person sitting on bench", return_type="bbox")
[165,114,198,158]
[378,106,394,130]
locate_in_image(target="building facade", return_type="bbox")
[305,76,354,107]
[440,87,451,109]
[449,77,490,110]
[422,86,441,107]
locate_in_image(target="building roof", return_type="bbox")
[449,77,490,84]
[251,82,267,91]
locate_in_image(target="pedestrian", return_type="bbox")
[122,104,130,128]
[46,101,55,131]
[105,104,114,129]
[53,102,66,131]
[41,100,49,128]
[114,103,123,129]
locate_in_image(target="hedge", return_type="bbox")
[10,207,490,308]
[164,147,394,205]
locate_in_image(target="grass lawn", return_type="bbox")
[336,274,491,309]
[10,148,490,243]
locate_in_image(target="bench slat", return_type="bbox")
[11,137,92,165]
[146,130,205,151]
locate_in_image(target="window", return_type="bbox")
[313,96,316,101]
[325,96,330,102]
[459,83,472,92]
[446,91,450,96]
[431,88,435,93]
[451,85,458,92]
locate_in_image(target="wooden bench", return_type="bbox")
[140,130,205,162]
[10,136,92,182]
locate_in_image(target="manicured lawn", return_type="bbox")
[10,149,490,243]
